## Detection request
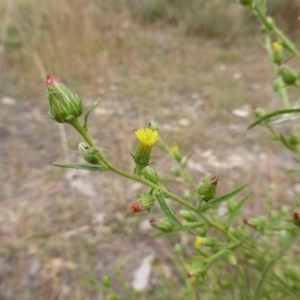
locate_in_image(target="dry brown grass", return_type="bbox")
[1,0,300,299]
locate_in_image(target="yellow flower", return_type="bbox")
[135,128,158,147]
[272,41,282,51]
[170,145,179,154]
[194,236,203,248]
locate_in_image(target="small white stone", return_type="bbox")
[2,97,16,105]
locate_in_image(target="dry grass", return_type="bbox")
[1,0,300,299]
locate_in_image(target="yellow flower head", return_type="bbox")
[194,236,203,248]
[135,128,158,147]
[170,145,179,154]
[272,41,282,51]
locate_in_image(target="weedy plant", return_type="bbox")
[45,1,300,299]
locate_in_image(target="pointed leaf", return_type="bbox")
[155,192,181,227]
[226,192,252,226]
[52,162,106,172]
[248,109,300,129]
[83,99,101,130]
[287,169,300,176]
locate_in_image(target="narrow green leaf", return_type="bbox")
[83,99,101,131]
[248,109,300,129]
[287,169,300,176]
[155,192,181,227]
[52,162,106,172]
[226,192,252,226]
[199,184,248,212]
[254,232,298,299]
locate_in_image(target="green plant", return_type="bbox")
[44,1,300,299]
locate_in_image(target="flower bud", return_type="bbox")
[253,106,267,120]
[183,190,191,200]
[196,226,207,236]
[131,193,155,213]
[278,65,299,86]
[227,251,237,266]
[186,259,205,278]
[180,210,197,222]
[142,166,160,184]
[272,42,283,65]
[289,134,299,146]
[133,128,158,174]
[171,168,181,176]
[148,120,160,132]
[272,79,282,94]
[293,210,300,228]
[150,217,175,232]
[170,146,182,162]
[198,174,218,202]
[244,217,266,230]
[78,142,102,165]
[194,236,218,248]
[45,75,83,123]
[102,276,111,288]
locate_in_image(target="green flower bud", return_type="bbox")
[170,146,182,162]
[227,198,237,212]
[253,107,267,120]
[196,226,207,236]
[142,166,160,184]
[171,168,181,176]
[278,65,299,86]
[183,190,191,200]
[180,210,197,222]
[198,174,218,202]
[272,42,283,65]
[102,276,111,288]
[289,134,299,146]
[148,120,160,132]
[227,251,237,266]
[78,142,102,165]
[187,259,205,278]
[150,217,175,232]
[194,236,218,248]
[272,79,282,93]
[173,243,183,254]
[45,75,83,123]
[131,193,155,213]
[244,217,266,230]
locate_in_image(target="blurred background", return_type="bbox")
[1,0,300,299]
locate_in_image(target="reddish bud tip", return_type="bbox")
[131,202,143,213]
[243,218,249,225]
[293,211,300,220]
[46,75,59,86]
[211,176,218,186]
[187,271,193,278]
[149,219,157,227]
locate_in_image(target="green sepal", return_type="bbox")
[83,99,101,131]
[52,162,106,172]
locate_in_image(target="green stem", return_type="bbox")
[70,119,231,237]
[254,6,300,60]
